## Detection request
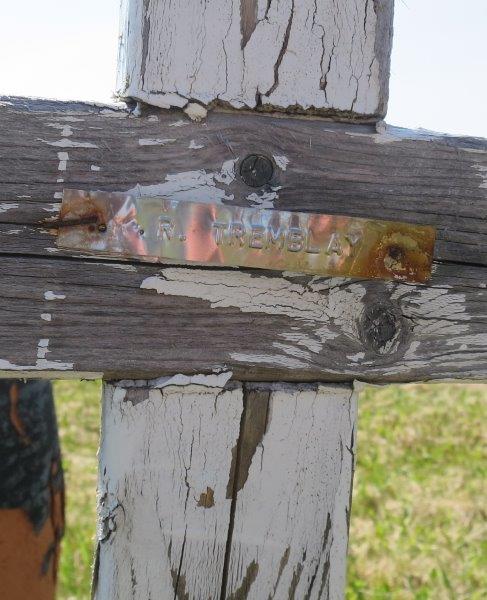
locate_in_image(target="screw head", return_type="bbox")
[98,223,107,233]
[240,154,274,187]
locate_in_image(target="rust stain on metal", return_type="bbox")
[57,189,436,283]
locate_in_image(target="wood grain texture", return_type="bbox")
[95,380,356,599]
[94,378,243,600]
[117,0,394,119]
[0,255,485,382]
[1,98,486,266]
[224,383,356,599]
[0,97,486,381]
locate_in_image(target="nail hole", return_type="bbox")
[387,245,404,261]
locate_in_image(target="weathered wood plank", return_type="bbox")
[0,255,485,382]
[94,377,243,599]
[94,380,356,599]
[224,383,356,599]
[0,97,486,381]
[117,0,394,119]
[1,98,486,267]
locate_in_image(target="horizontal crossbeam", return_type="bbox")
[0,97,486,381]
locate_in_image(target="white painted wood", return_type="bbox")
[225,384,357,599]
[94,381,356,599]
[94,379,244,599]
[118,0,394,118]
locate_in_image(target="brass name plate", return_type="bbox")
[57,189,435,283]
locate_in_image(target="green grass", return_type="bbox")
[53,381,487,599]
[53,380,101,600]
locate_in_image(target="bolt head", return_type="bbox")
[240,154,274,187]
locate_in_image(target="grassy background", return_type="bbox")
[53,381,487,599]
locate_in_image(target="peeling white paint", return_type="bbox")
[169,119,188,127]
[280,331,322,354]
[118,0,390,118]
[183,103,207,122]
[463,148,486,154]
[44,291,66,300]
[57,178,64,183]
[138,138,176,146]
[126,158,238,204]
[0,202,19,214]
[403,341,421,360]
[347,352,365,362]
[97,381,243,599]
[273,155,290,171]
[345,130,402,144]
[283,271,304,278]
[189,139,205,150]
[42,204,60,213]
[104,263,138,272]
[472,162,487,189]
[116,371,233,390]
[37,338,50,359]
[57,116,84,122]
[0,338,73,372]
[46,122,73,137]
[53,191,63,199]
[41,313,52,322]
[447,334,487,347]
[272,342,312,361]
[140,268,366,359]
[246,190,278,209]
[0,358,74,372]
[91,165,101,171]
[57,151,69,171]
[39,138,98,148]
[213,158,238,185]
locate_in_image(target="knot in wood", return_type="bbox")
[359,302,406,355]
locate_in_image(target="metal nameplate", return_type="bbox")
[57,189,436,283]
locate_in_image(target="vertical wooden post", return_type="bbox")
[95,381,356,599]
[95,1,393,597]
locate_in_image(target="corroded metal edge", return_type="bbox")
[57,190,436,283]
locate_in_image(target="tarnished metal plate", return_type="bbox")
[57,189,436,283]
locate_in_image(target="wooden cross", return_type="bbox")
[0,1,485,598]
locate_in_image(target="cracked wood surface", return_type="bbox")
[1,98,486,267]
[0,97,486,381]
[118,0,394,119]
[95,381,356,600]
[0,256,486,381]
[94,380,243,600]
[224,383,356,599]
